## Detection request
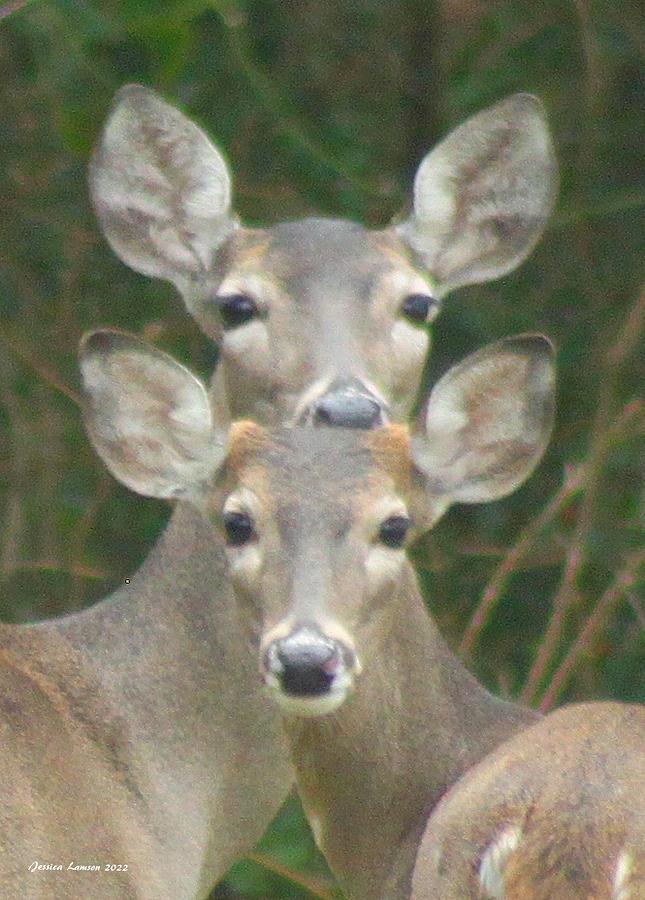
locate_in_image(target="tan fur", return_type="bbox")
[224,227,272,268]
[413,703,645,899]
[0,627,171,898]
[0,646,77,735]
[367,423,414,490]
[225,420,270,473]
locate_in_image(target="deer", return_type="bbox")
[89,83,558,429]
[77,329,644,900]
[0,89,557,897]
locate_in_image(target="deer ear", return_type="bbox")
[398,94,557,296]
[412,334,555,507]
[89,84,237,289]
[79,329,224,499]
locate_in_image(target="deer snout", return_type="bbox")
[262,623,359,716]
[309,377,388,430]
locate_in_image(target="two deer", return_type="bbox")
[2,85,641,899]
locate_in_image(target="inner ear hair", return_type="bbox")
[79,328,222,500]
[412,334,556,507]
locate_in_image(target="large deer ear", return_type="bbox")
[397,95,557,296]
[79,329,224,499]
[412,335,555,508]
[89,85,237,288]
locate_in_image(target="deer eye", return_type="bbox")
[223,511,255,546]
[377,515,410,548]
[401,293,440,324]
[218,293,259,328]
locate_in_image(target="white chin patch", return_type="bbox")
[264,673,353,718]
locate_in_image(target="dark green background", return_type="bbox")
[0,1,643,896]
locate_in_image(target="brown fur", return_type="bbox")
[225,420,270,472]
[367,423,414,488]
[413,703,645,899]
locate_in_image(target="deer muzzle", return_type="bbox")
[261,622,360,717]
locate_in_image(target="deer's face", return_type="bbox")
[215,424,428,715]
[186,220,438,429]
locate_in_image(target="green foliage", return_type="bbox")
[0,1,643,896]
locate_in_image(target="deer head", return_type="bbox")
[90,87,557,429]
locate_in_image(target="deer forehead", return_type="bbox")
[227,219,418,305]
[222,422,413,526]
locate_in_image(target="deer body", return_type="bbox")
[77,330,643,900]
[413,701,645,900]
[0,502,291,898]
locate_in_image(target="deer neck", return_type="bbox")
[14,501,293,893]
[282,563,539,900]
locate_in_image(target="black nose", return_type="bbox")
[312,380,384,430]
[266,628,343,697]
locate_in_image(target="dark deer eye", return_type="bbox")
[377,515,410,548]
[223,511,255,546]
[218,293,258,328]
[401,293,440,324]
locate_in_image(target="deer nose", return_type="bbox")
[264,626,350,697]
[312,379,385,429]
